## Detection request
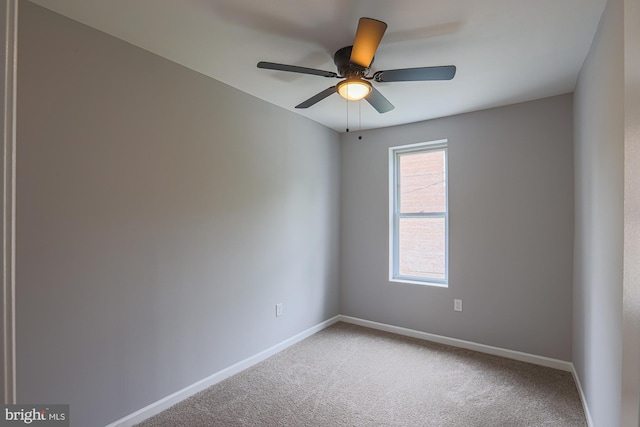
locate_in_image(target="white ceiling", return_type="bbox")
[29,0,606,132]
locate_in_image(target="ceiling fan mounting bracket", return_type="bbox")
[372,71,384,82]
[333,46,370,79]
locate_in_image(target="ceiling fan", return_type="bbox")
[257,17,456,114]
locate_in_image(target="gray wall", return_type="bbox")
[572,0,624,424]
[16,3,340,426]
[340,94,574,361]
[622,1,640,425]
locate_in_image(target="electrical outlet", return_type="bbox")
[276,303,283,317]
[454,299,463,312]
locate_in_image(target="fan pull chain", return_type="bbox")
[345,97,349,133]
[358,100,363,140]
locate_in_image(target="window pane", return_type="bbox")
[399,150,446,213]
[398,217,445,280]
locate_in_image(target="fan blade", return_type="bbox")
[295,86,337,109]
[373,66,456,82]
[350,18,387,68]
[365,86,394,113]
[257,62,338,78]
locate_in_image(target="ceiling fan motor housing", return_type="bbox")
[334,46,371,78]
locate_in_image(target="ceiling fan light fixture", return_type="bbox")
[337,78,372,101]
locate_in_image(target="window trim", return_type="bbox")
[389,140,449,287]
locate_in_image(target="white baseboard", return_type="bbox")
[571,365,594,427]
[107,314,592,427]
[105,315,341,427]
[337,315,573,372]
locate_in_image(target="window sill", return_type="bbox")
[389,277,448,288]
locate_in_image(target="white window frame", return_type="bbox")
[389,140,449,287]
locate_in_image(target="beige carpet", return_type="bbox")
[136,322,586,426]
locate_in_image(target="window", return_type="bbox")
[389,140,448,286]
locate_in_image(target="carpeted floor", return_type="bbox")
[136,322,586,426]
